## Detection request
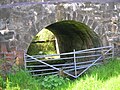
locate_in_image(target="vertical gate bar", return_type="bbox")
[77,47,112,78]
[24,51,27,70]
[74,49,77,76]
[101,48,105,63]
[112,44,114,59]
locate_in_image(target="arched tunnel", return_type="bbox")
[46,20,102,53]
[28,20,102,55]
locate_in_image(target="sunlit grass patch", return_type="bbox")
[60,58,120,90]
[101,75,120,90]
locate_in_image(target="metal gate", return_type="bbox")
[25,46,114,78]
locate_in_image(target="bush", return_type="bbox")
[7,70,42,90]
[27,28,56,55]
[42,75,70,90]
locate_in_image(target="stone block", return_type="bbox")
[24,34,32,43]
[87,19,94,26]
[92,22,98,30]
[0,8,10,19]
[76,14,83,22]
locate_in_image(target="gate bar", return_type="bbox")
[76,47,113,78]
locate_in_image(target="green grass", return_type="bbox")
[61,58,120,90]
[0,58,120,90]
[0,70,43,90]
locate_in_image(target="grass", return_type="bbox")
[0,58,120,90]
[7,70,43,90]
[62,58,120,90]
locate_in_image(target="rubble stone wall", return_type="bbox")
[0,1,120,56]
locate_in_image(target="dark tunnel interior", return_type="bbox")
[46,20,102,53]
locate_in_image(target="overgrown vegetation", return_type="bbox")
[42,75,70,90]
[27,28,56,55]
[0,70,70,90]
[0,58,120,90]
[64,58,120,90]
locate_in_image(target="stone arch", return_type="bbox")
[1,2,119,52]
[27,20,102,55]
[25,14,100,53]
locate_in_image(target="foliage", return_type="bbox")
[0,58,120,90]
[0,75,5,88]
[27,28,56,55]
[87,58,120,80]
[41,75,70,90]
[63,58,120,90]
[35,28,55,41]
[27,42,56,55]
[5,78,20,90]
[1,70,70,90]
[7,70,42,90]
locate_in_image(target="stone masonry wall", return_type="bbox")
[0,1,120,56]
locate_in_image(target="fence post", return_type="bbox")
[24,50,26,70]
[58,67,64,77]
[101,48,106,63]
[112,44,114,59]
[74,49,77,76]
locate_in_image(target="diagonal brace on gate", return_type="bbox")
[76,47,113,78]
[25,46,114,79]
[26,55,77,78]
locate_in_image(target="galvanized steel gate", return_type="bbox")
[25,46,114,78]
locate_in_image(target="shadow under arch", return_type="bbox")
[27,20,102,55]
[46,20,102,54]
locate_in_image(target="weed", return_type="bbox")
[42,75,70,90]
[0,58,120,90]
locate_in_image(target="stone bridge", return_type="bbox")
[0,0,120,59]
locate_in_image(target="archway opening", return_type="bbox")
[27,20,101,55]
[27,28,56,55]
